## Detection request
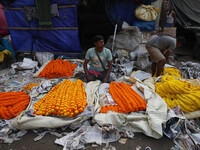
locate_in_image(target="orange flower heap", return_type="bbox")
[38,59,78,79]
[100,82,147,113]
[0,91,30,120]
[33,79,87,117]
[23,82,40,92]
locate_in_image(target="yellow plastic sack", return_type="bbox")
[0,49,12,62]
[135,4,160,21]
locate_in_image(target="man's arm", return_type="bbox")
[83,59,90,77]
[84,59,94,81]
[152,62,157,77]
[172,12,176,26]
[164,50,171,60]
[103,60,112,83]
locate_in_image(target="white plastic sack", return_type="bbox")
[120,61,135,76]
[130,51,137,61]
[112,49,123,59]
[35,52,54,66]
[135,45,151,70]
[11,58,38,70]
[105,25,142,52]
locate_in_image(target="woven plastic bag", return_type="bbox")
[135,4,160,21]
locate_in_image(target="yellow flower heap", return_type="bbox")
[153,67,182,78]
[162,67,182,78]
[33,79,87,117]
[155,75,200,113]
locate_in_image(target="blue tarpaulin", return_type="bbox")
[105,0,155,31]
[3,0,81,53]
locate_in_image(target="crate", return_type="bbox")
[163,27,177,38]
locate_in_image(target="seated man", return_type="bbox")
[0,34,15,67]
[146,35,185,77]
[83,35,113,83]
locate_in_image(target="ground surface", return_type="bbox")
[0,131,174,150]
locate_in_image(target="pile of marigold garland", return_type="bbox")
[33,79,87,117]
[161,68,182,78]
[0,91,30,120]
[38,59,78,79]
[100,82,147,113]
[155,75,200,112]
[152,68,182,78]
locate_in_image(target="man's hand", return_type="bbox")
[164,50,171,60]
[87,75,93,82]
[102,77,108,83]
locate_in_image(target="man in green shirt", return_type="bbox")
[83,35,113,83]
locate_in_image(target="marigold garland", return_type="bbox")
[162,68,182,78]
[22,82,40,92]
[0,91,30,120]
[153,68,182,78]
[155,75,200,112]
[33,79,87,117]
[38,59,78,79]
[100,82,147,114]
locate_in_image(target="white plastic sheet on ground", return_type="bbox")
[11,80,94,130]
[94,77,167,139]
[11,110,91,130]
[11,77,167,139]
[85,81,101,113]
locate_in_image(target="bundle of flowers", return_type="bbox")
[100,82,147,113]
[38,59,78,79]
[33,79,87,117]
[0,91,30,120]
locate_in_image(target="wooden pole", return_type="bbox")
[1,27,78,30]
[2,5,76,10]
[16,51,82,55]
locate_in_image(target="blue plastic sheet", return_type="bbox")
[132,19,155,31]
[3,0,81,53]
[105,0,154,31]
